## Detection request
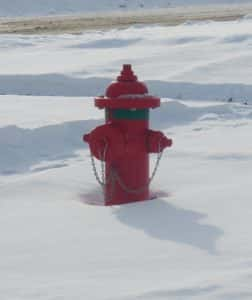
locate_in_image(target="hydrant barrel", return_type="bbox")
[84,64,172,206]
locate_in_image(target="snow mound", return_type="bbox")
[1,75,252,103]
[1,19,252,104]
[1,99,251,176]
[0,119,100,175]
[1,17,252,300]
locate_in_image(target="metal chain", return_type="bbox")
[98,140,108,191]
[149,141,163,184]
[89,139,163,195]
[90,139,108,188]
[112,140,163,194]
[90,151,105,187]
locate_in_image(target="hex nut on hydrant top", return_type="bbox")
[83,64,173,206]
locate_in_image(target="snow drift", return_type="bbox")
[1,16,252,300]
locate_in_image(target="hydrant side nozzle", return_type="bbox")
[83,124,125,162]
[162,137,173,148]
[146,129,173,153]
[83,134,90,143]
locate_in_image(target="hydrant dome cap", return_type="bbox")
[105,64,148,98]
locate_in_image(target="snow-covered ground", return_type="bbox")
[0,0,252,17]
[1,16,252,300]
[1,18,252,99]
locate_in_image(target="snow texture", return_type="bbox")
[1,16,252,300]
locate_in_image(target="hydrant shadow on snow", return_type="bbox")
[114,199,223,255]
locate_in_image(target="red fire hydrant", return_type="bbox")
[83,64,172,205]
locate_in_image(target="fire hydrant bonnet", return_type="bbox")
[106,64,148,98]
[96,65,160,110]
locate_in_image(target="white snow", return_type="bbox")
[1,16,252,300]
[1,18,252,102]
[0,0,251,17]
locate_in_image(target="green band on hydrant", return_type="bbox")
[112,109,149,120]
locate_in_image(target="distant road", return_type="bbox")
[0,3,252,34]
